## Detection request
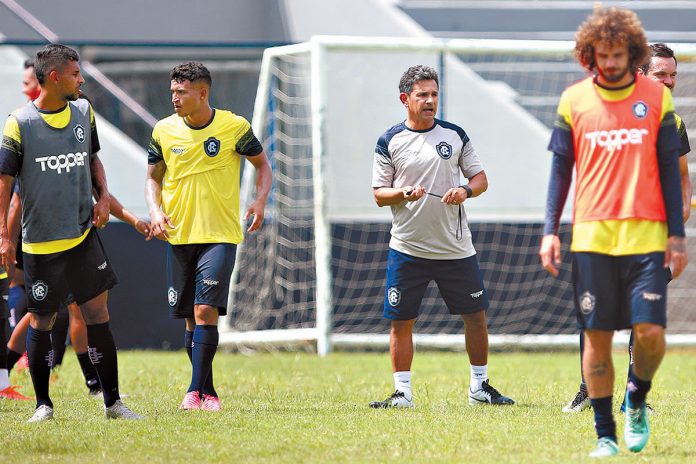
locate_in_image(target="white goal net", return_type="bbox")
[221,37,696,354]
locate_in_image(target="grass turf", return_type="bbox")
[1,349,695,463]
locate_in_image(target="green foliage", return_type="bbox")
[1,350,695,463]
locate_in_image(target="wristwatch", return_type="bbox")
[459,185,473,198]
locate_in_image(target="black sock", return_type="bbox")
[6,349,22,372]
[77,351,101,391]
[26,326,53,408]
[579,330,586,385]
[0,319,7,369]
[590,396,616,442]
[188,325,218,394]
[87,322,120,407]
[50,310,69,368]
[185,329,217,397]
[626,371,651,408]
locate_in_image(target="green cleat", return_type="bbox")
[624,401,650,452]
[589,437,619,458]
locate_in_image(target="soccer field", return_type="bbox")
[1,349,695,463]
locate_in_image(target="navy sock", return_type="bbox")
[185,329,193,363]
[0,320,7,369]
[590,396,616,442]
[188,325,218,394]
[8,285,27,328]
[6,349,22,372]
[185,329,217,397]
[579,330,585,384]
[76,351,101,391]
[26,326,53,408]
[627,330,635,379]
[87,322,120,407]
[626,371,651,409]
[50,310,69,368]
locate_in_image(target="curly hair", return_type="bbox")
[399,65,439,94]
[574,7,650,73]
[170,61,212,86]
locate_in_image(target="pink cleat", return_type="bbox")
[179,391,201,410]
[201,394,221,412]
[0,385,34,401]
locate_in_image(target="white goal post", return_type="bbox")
[221,36,696,355]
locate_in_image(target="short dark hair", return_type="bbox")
[639,43,677,74]
[170,61,212,87]
[399,65,439,94]
[23,58,35,69]
[34,44,80,85]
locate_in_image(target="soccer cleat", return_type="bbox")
[620,398,653,415]
[588,437,619,458]
[179,391,202,410]
[105,400,144,420]
[369,390,414,409]
[201,394,222,412]
[562,389,591,413]
[28,404,54,423]
[0,385,34,401]
[624,401,650,453]
[468,380,515,406]
[15,352,29,372]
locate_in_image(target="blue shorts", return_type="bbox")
[573,252,667,331]
[383,248,489,320]
[23,228,118,314]
[166,243,237,319]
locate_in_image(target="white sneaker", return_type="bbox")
[369,390,414,408]
[104,400,145,420]
[563,389,591,413]
[28,404,54,423]
[468,380,515,405]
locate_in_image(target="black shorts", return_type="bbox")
[15,240,23,270]
[166,243,237,319]
[0,277,8,319]
[23,228,119,315]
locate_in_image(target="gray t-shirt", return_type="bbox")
[372,119,483,259]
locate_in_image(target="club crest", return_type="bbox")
[203,137,221,157]
[632,101,648,119]
[73,124,86,143]
[31,281,48,302]
[579,291,596,315]
[436,141,453,160]
[168,287,178,307]
[387,287,401,307]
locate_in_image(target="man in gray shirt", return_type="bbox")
[370,65,514,408]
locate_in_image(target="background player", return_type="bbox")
[146,61,271,411]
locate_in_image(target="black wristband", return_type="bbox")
[460,185,473,198]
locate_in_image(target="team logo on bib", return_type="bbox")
[31,281,48,302]
[73,124,86,143]
[203,137,221,157]
[632,101,648,119]
[436,141,453,160]
[579,291,596,315]
[168,287,178,307]
[387,287,401,307]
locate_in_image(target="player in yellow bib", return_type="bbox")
[146,61,271,411]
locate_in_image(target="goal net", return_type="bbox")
[221,37,696,354]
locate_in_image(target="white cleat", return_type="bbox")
[563,389,591,413]
[105,400,145,420]
[369,390,414,409]
[28,404,54,423]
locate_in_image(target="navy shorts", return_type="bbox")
[166,243,237,319]
[23,228,119,315]
[0,277,8,319]
[383,248,489,320]
[573,252,667,331]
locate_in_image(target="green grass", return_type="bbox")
[1,349,695,463]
